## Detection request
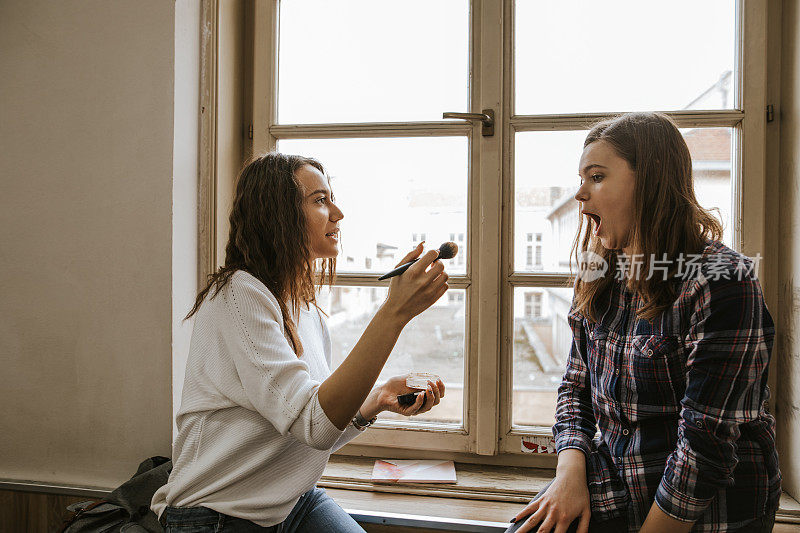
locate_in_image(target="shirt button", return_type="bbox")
[622,429,629,436]
[615,368,620,375]
[646,349,654,356]
[695,420,704,428]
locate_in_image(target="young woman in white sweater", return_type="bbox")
[151,153,448,532]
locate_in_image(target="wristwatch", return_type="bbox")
[351,411,377,431]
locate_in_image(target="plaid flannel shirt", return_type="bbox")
[553,241,781,532]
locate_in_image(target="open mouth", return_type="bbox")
[583,211,602,234]
[325,229,339,240]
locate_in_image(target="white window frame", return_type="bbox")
[242,0,768,463]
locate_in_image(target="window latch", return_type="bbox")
[443,109,495,137]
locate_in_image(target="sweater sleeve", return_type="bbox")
[331,425,364,453]
[223,274,343,450]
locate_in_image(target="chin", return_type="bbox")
[317,249,339,260]
[600,236,622,251]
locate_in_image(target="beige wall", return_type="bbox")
[0,1,176,487]
[777,0,800,500]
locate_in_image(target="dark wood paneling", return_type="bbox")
[0,490,91,533]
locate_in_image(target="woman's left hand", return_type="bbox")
[363,374,445,419]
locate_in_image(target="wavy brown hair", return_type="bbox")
[186,152,336,356]
[572,112,723,323]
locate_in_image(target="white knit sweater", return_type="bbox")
[151,270,362,526]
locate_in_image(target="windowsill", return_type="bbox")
[327,488,520,532]
[321,455,800,529]
[320,455,551,503]
[2,461,798,531]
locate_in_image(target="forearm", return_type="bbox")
[556,448,587,479]
[318,305,405,429]
[640,502,694,533]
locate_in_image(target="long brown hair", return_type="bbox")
[572,112,723,323]
[186,152,336,356]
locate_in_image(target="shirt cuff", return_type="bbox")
[655,475,714,523]
[554,429,593,457]
[332,424,364,453]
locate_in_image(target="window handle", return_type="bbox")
[443,109,495,136]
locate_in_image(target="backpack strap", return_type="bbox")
[59,499,108,532]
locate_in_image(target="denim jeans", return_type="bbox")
[163,487,365,533]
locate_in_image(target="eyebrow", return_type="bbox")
[305,188,329,198]
[579,164,608,175]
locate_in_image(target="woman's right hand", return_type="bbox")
[382,243,449,324]
[511,450,591,533]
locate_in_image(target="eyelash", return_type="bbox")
[315,196,327,204]
[580,173,604,185]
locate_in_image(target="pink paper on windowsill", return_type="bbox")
[371,459,457,483]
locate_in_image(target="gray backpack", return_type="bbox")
[61,456,171,533]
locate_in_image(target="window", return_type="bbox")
[249,0,767,459]
[505,0,757,453]
[523,292,542,319]
[449,292,465,304]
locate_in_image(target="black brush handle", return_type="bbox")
[397,392,427,408]
[377,259,418,281]
[379,242,455,281]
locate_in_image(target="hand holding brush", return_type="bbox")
[378,241,459,281]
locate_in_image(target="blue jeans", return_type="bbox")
[163,487,365,533]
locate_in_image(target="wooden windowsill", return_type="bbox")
[328,488,520,532]
[321,455,800,529]
[321,455,551,503]
[2,461,798,532]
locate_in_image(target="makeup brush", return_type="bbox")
[377,241,459,281]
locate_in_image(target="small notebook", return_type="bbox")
[371,459,457,483]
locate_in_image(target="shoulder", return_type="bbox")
[677,241,765,318]
[223,270,283,321]
[696,240,754,275]
[676,241,758,292]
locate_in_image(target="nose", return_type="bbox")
[574,181,589,203]
[331,201,344,222]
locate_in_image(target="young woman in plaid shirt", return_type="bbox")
[509,113,781,533]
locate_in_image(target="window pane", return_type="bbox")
[683,127,733,247]
[512,286,573,427]
[318,286,466,426]
[512,127,733,427]
[514,128,733,273]
[278,0,469,124]
[514,130,586,273]
[278,137,468,274]
[515,1,736,114]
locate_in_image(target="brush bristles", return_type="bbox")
[438,241,458,260]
